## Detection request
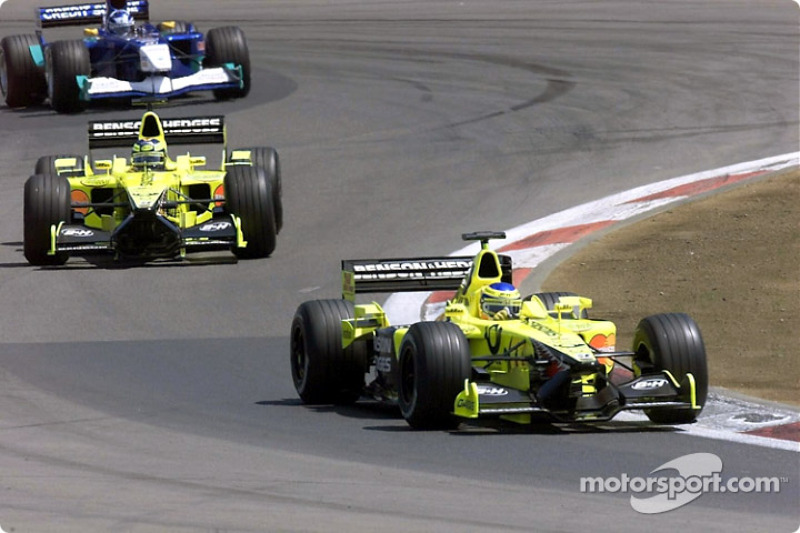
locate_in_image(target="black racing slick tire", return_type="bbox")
[204,26,250,99]
[290,300,368,405]
[398,322,471,430]
[34,154,85,178]
[230,147,282,233]
[525,291,589,319]
[224,165,277,258]
[633,313,708,424]
[24,174,71,266]
[47,40,90,114]
[1,34,46,108]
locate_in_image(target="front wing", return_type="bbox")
[77,65,243,101]
[50,214,245,258]
[453,371,699,423]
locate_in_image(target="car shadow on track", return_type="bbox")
[258,397,681,435]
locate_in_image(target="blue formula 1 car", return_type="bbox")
[0,0,250,113]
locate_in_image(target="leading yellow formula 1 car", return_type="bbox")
[291,232,707,429]
[24,110,282,265]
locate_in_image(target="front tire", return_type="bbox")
[204,26,250,99]
[290,300,368,404]
[47,40,90,114]
[229,147,282,233]
[398,322,471,430]
[24,174,71,265]
[224,165,277,258]
[34,154,85,178]
[633,313,708,424]
[1,34,46,108]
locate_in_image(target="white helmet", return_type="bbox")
[107,10,134,36]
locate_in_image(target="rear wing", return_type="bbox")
[38,1,149,28]
[342,255,513,301]
[88,116,226,149]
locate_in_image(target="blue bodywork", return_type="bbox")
[33,0,243,102]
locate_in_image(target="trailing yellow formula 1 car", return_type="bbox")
[290,232,707,429]
[24,110,282,265]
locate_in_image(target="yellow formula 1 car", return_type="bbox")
[24,110,282,265]
[291,232,707,429]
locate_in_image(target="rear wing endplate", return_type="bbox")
[342,255,512,301]
[88,116,226,149]
[38,1,149,28]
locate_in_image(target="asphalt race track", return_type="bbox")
[0,1,798,531]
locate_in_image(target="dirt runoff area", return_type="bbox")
[541,167,799,406]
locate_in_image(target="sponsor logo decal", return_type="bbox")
[375,355,392,373]
[199,221,231,232]
[61,228,94,238]
[352,259,471,281]
[632,378,669,391]
[90,117,223,137]
[373,335,393,354]
[476,386,508,396]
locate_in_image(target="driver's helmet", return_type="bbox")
[480,282,522,320]
[131,138,167,169]
[107,9,134,36]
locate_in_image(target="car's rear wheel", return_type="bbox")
[24,174,71,265]
[204,26,250,99]
[398,322,471,430]
[229,147,282,233]
[224,165,277,258]
[633,313,708,424]
[1,34,46,108]
[290,299,368,404]
[34,154,85,178]
[47,40,90,114]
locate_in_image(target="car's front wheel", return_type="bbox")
[398,321,471,429]
[47,40,90,114]
[204,26,250,99]
[24,173,71,265]
[224,165,276,258]
[229,147,282,233]
[34,154,85,178]
[633,313,708,424]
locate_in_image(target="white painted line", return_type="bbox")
[682,426,799,453]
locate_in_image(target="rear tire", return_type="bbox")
[47,40,90,114]
[290,300,368,404]
[224,165,277,258]
[633,313,708,424]
[398,322,471,430]
[204,26,250,99]
[229,147,282,233]
[1,34,46,107]
[24,174,71,265]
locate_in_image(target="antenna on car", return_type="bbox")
[461,231,506,249]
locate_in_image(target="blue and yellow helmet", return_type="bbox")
[131,138,167,169]
[480,281,522,319]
